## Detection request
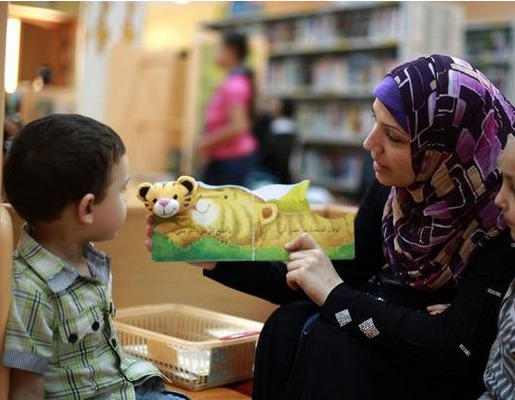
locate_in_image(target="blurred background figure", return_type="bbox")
[3,93,24,157]
[199,31,258,186]
[263,98,296,184]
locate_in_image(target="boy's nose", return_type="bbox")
[158,198,170,206]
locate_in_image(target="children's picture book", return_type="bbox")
[137,176,356,262]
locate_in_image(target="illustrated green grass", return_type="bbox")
[152,231,354,262]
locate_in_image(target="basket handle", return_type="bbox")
[147,338,178,365]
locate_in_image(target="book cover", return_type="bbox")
[137,176,355,262]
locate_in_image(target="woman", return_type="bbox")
[199,55,515,399]
[200,32,257,186]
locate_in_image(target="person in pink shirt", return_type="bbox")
[200,32,257,186]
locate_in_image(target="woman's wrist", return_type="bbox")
[320,278,345,306]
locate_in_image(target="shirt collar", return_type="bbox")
[15,224,111,293]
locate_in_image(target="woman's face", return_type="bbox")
[495,140,515,240]
[363,99,415,187]
[215,44,237,69]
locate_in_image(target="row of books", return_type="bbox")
[268,6,400,50]
[297,103,374,141]
[466,27,512,58]
[301,149,364,193]
[267,55,397,95]
[478,65,510,94]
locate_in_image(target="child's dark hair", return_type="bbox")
[3,114,126,223]
[280,98,296,118]
[222,32,248,62]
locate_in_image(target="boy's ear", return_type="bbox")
[78,193,95,225]
[137,183,152,201]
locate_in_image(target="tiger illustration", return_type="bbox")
[138,176,354,250]
[137,176,205,239]
[189,186,353,249]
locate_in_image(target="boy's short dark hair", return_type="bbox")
[3,114,125,223]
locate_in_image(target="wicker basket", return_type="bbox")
[114,304,263,391]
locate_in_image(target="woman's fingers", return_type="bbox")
[427,304,450,315]
[289,248,326,262]
[146,214,153,239]
[145,214,153,252]
[286,259,304,272]
[286,269,300,291]
[189,262,217,271]
[285,233,321,252]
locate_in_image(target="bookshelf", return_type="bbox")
[466,21,515,102]
[205,1,464,199]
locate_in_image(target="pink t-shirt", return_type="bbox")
[204,73,257,160]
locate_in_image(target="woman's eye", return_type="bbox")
[386,130,400,143]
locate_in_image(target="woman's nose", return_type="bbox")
[363,127,381,153]
[495,189,507,210]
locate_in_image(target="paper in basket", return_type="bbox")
[137,176,355,261]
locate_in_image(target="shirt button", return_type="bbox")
[68,333,78,344]
[111,338,117,347]
[92,321,100,331]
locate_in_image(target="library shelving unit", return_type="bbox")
[465,21,515,102]
[205,1,463,199]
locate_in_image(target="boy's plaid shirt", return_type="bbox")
[3,225,161,399]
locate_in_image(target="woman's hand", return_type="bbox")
[427,304,450,315]
[145,214,217,271]
[285,233,344,307]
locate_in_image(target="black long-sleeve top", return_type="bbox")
[204,181,515,372]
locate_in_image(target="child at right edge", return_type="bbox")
[481,138,515,400]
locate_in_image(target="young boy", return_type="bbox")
[2,114,188,399]
[481,138,515,399]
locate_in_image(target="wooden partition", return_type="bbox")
[0,3,11,398]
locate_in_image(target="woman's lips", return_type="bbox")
[373,160,389,173]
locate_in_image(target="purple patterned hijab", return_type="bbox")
[379,54,515,291]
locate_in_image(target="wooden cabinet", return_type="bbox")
[106,45,188,175]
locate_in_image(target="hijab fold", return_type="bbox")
[379,54,514,290]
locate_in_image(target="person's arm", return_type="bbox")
[201,104,249,149]
[3,272,54,392]
[204,181,390,304]
[9,369,44,400]
[319,232,515,361]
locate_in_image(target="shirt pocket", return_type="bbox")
[56,307,106,359]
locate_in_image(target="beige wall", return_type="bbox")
[142,1,331,51]
[461,1,515,22]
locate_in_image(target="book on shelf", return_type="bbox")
[466,25,512,59]
[466,23,514,99]
[268,5,400,51]
[301,148,364,193]
[297,102,374,143]
[268,55,397,97]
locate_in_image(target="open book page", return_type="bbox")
[137,176,355,262]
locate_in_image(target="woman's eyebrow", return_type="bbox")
[372,105,407,135]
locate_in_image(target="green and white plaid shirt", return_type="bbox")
[3,225,161,399]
